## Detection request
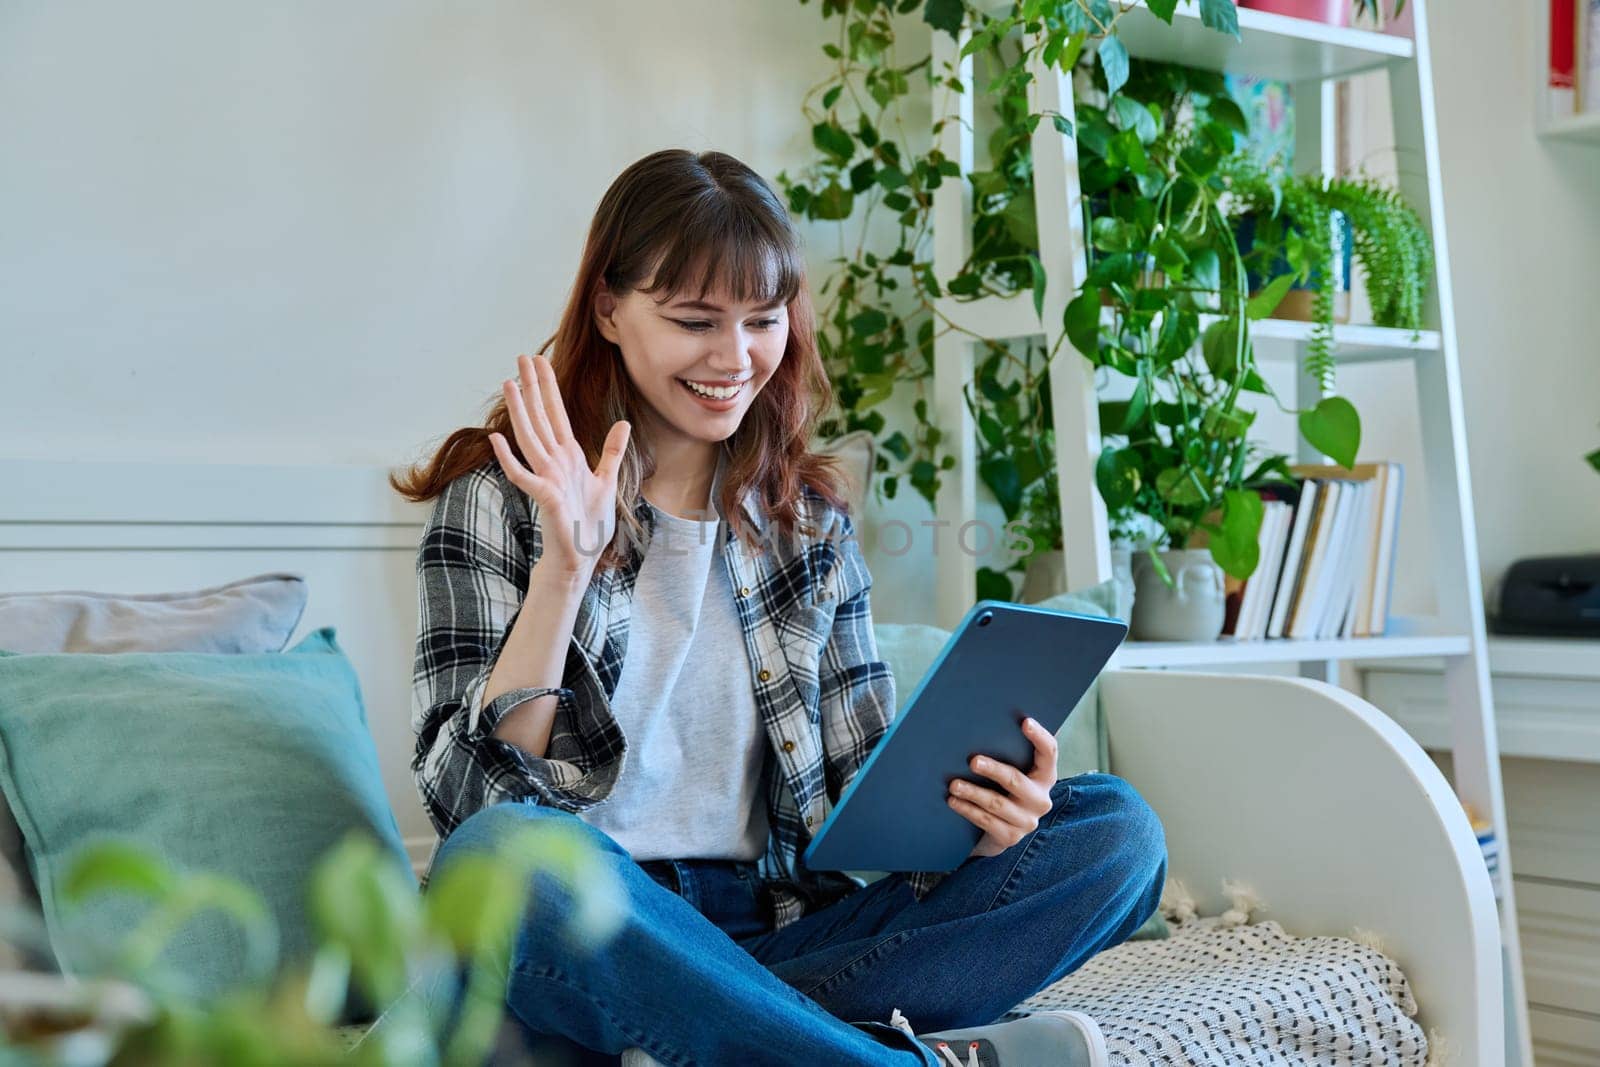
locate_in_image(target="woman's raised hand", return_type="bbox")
[489,353,631,583]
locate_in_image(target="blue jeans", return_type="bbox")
[430,772,1166,1067]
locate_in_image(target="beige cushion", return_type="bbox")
[0,572,308,655]
[814,429,875,524]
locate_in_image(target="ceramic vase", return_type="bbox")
[1129,548,1226,641]
[1019,549,1067,604]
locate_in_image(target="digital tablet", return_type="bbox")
[801,599,1127,875]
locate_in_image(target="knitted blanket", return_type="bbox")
[1001,880,1441,1067]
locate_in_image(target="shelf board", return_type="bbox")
[1245,318,1441,362]
[1352,633,1600,681]
[1111,615,1471,669]
[1539,110,1600,144]
[939,293,1440,363]
[1116,1,1413,82]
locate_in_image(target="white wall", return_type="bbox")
[1337,1,1600,616]
[0,0,836,466]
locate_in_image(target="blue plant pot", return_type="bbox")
[1235,209,1353,321]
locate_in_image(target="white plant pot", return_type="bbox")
[1019,549,1067,603]
[1129,548,1226,641]
[1109,545,1136,621]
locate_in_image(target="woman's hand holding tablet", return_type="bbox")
[948,715,1060,859]
[802,600,1128,875]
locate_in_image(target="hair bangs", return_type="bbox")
[641,205,804,311]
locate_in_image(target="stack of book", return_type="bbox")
[1221,461,1405,641]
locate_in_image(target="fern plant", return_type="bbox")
[1227,164,1433,394]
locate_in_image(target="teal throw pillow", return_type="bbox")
[0,627,413,999]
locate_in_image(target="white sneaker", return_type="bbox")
[620,1047,665,1067]
[887,1006,1107,1067]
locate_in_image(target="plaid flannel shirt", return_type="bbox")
[410,453,949,931]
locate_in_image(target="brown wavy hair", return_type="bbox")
[390,148,851,573]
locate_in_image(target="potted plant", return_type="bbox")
[1228,164,1434,397]
[777,0,1246,525]
[1063,57,1359,640]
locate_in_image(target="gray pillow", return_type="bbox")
[814,430,875,524]
[0,572,308,655]
[0,572,309,969]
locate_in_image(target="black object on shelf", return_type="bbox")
[1488,553,1600,637]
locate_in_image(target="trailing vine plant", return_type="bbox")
[780,0,1241,518]
[781,0,1385,596]
[1227,164,1434,394]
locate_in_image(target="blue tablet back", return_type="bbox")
[802,599,1127,875]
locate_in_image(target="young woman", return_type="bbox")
[392,148,1166,1067]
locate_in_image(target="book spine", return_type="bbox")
[1289,481,1342,639]
[1253,504,1292,639]
[1554,0,1579,116]
[1374,463,1405,635]
[1269,481,1319,639]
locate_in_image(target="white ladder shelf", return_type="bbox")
[928,2,1532,1062]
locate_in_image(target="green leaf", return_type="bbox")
[1086,251,1137,287]
[1150,236,1190,275]
[1001,194,1037,247]
[1146,0,1179,20]
[1240,367,1273,394]
[309,834,422,1008]
[1208,95,1249,135]
[1059,29,1089,72]
[1588,446,1600,474]
[875,165,908,190]
[1156,466,1206,505]
[1246,274,1294,320]
[61,840,175,902]
[976,566,1014,602]
[812,181,854,220]
[1111,96,1158,144]
[848,159,876,193]
[1122,377,1149,431]
[1090,215,1137,252]
[980,456,1023,519]
[923,0,964,36]
[1298,396,1362,469]
[1063,291,1102,356]
[1188,248,1221,293]
[850,308,888,337]
[811,121,854,164]
[1209,489,1264,579]
[1095,447,1142,509]
[1028,255,1046,321]
[1201,404,1252,440]
[1097,35,1129,97]
[821,85,843,111]
[1199,0,1241,39]
[1098,400,1129,430]
[1051,113,1073,137]
[1200,318,1246,380]
[947,272,982,296]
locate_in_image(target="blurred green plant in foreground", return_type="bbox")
[1,821,626,1067]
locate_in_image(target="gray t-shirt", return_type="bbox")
[575,499,772,862]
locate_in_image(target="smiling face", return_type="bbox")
[593,274,790,449]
